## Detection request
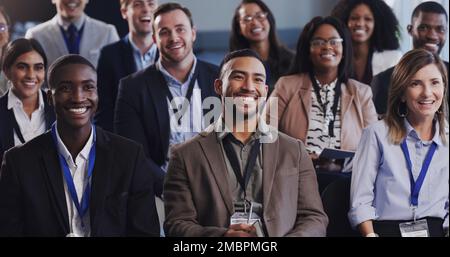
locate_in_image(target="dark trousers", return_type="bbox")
[373,217,444,237]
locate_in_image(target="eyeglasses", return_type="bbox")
[310,38,343,48]
[0,23,8,33]
[240,12,268,24]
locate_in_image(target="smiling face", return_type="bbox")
[52,0,88,22]
[215,56,268,118]
[403,63,445,124]
[309,24,343,74]
[347,3,374,44]
[409,12,447,55]
[122,0,158,36]
[48,63,98,130]
[153,9,196,65]
[238,3,270,44]
[6,50,45,100]
[0,11,9,48]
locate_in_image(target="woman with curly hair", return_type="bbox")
[230,0,294,94]
[331,0,402,85]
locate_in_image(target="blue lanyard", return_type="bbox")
[400,139,437,207]
[51,124,96,223]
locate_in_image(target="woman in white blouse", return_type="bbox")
[0,38,55,162]
[350,49,448,237]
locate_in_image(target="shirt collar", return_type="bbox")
[404,118,443,146]
[215,114,271,141]
[128,34,157,58]
[55,122,94,163]
[7,89,45,111]
[156,57,197,86]
[57,13,86,31]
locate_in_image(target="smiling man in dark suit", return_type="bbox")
[0,54,159,237]
[95,0,159,131]
[114,3,219,196]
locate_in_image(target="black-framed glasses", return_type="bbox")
[240,12,268,24]
[0,23,8,33]
[310,38,343,48]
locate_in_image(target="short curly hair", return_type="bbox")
[331,0,400,51]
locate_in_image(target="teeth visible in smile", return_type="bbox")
[69,107,87,114]
[251,28,263,33]
[168,44,182,50]
[419,100,434,104]
[425,43,438,48]
[24,81,36,86]
[67,3,77,9]
[354,29,365,34]
[321,54,334,58]
[140,16,151,22]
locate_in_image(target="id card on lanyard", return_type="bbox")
[51,124,96,231]
[399,138,437,237]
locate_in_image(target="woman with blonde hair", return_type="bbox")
[349,48,448,237]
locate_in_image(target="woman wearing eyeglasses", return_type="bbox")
[349,49,448,237]
[230,0,294,95]
[331,0,402,85]
[0,6,11,96]
[0,38,56,163]
[268,16,377,173]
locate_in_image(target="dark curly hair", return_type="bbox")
[289,16,353,83]
[230,0,283,59]
[331,0,400,51]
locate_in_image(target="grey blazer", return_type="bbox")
[25,15,119,67]
[164,125,328,237]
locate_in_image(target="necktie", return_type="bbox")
[67,24,79,54]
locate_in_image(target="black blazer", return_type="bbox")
[0,90,56,163]
[371,61,449,115]
[0,126,160,237]
[95,36,159,131]
[114,60,219,196]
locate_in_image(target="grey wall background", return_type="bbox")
[158,0,339,31]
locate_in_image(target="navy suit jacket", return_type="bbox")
[95,36,159,131]
[0,126,160,236]
[0,90,56,163]
[371,61,449,115]
[114,60,219,196]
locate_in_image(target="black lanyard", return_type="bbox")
[309,73,342,137]
[162,64,199,125]
[222,135,260,200]
[9,110,26,144]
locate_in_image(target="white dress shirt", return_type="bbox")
[7,89,46,146]
[55,122,94,237]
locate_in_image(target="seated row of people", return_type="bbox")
[0,1,447,237]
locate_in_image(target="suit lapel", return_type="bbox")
[340,83,354,125]
[50,16,69,56]
[262,137,279,210]
[40,132,70,234]
[89,127,112,235]
[0,95,14,150]
[198,132,233,215]
[299,76,312,126]
[146,68,171,157]
[122,37,138,75]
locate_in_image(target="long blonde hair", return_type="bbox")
[386,49,448,145]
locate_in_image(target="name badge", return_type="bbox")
[399,219,429,237]
[230,212,264,237]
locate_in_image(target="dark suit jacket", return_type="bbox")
[164,126,328,237]
[95,36,159,131]
[0,90,56,163]
[0,126,160,237]
[371,61,449,115]
[114,60,219,196]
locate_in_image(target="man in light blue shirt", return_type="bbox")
[96,0,159,131]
